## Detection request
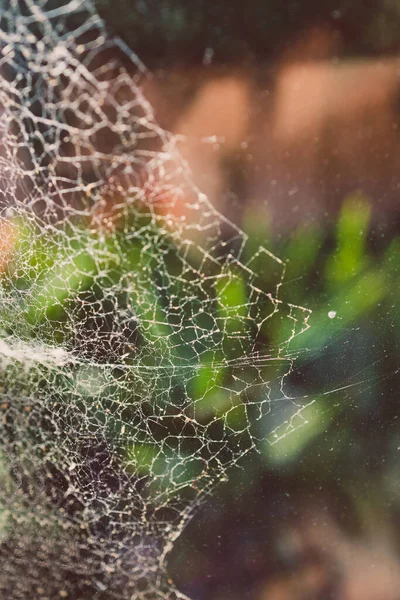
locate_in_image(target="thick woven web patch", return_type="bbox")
[0,1,311,598]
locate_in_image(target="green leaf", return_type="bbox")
[325,194,371,286]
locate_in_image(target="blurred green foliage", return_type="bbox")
[169,193,400,597]
[1,192,399,520]
[243,193,399,466]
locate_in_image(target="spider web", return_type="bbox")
[0,1,311,598]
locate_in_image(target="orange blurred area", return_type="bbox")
[142,24,400,230]
[0,219,15,274]
[257,508,400,600]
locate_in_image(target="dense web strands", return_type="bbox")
[0,1,311,598]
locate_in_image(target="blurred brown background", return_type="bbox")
[142,23,400,233]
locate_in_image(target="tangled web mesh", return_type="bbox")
[0,1,312,598]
